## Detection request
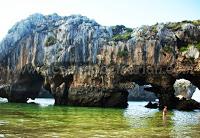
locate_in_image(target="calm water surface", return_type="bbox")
[0,98,200,138]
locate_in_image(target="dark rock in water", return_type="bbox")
[145,101,158,109]
[0,13,200,109]
[68,87,128,108]
[176,99,200,111]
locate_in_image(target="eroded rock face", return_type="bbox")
[68,87,128,108]
[128,84,157,101]
[0,13,200,109]
[174,79,196,100]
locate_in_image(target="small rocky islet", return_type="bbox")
[0,13,200,110]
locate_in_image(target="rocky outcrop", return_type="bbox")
[145,101,158,109]
[68,87,128,108]
[0,13,200,109]
[128,84,157,101]
[174,79,196,99]
[38,87,53,98]
[176,99,200,111]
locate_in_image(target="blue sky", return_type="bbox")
[0,0,200,40]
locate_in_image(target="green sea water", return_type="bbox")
[0,98,200,138]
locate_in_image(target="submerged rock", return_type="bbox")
[176,99,200,111]
[145,101,158,109]
[0,14,200,109]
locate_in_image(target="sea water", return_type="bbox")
[0,98,200,137]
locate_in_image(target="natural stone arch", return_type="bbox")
[0,64,44,103]
[43,73,74,105]
[115,65,178,109]
[0,14,200,110]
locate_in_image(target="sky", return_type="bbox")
[0,0,200,40]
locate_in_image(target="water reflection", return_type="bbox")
[170,110,200,137]
[162,115,167,127]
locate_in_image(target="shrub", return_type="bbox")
[45,36,56,47]
[112,32,132,41]
[166,20,200,31]
[166,22,182,31]
[126,28,133,33]
[179,45,189,52]
[182,20,193,24]
[152,26,158,33]
[151,23,158,33]
[117,50,128,57]
[179,43,200,52]
[112,25,133,42]
[163,46,173,53]
[192,20,200,26]
[195,42,200,50]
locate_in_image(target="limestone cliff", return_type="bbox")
[0,13,200,109]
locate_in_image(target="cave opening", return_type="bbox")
[118,73,160,108]
[128,83,158,102]
[42,73,74,105]
[8,65,44,103]
[127,83,159,109]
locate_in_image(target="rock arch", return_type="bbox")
[0,64,44,102]
[0,14,200,109]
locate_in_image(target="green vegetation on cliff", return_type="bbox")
[192,20,200,26]
[179,42,200,52]
[45,36,56,47]
[166,22,182,31]
[112,25,133,41]
[180,45,189,52]
[166,20,200,31]
[112,32,132,41]
[163,46,173,53]
[117,49,128,57]
[195,42,200,50]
